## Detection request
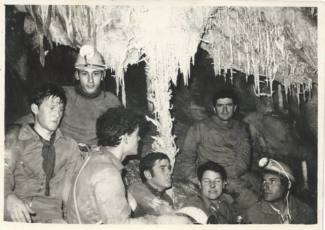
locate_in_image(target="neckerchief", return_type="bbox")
[39,132,56,196]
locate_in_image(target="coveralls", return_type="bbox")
[175,116,258,209]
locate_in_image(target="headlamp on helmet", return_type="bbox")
[75,45,106,71]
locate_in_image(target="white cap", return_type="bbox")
[75,44,106,71]
[176,207,208,224]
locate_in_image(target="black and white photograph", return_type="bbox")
[1,0,323,228]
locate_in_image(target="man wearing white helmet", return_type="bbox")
[6,44,121,150]
[60,44,121,147]
[244,157,316,224]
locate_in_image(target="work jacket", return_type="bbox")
[183,193,236,224]
[176,116,251,180]
[66,148,152,224]
[244,196,316,224]
[128,182,174,217]
[4,124,81,221]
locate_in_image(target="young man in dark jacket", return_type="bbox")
[4,83,82,223]
[182,161,236,224]
[128,152,174,217]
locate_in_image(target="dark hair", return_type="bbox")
[29,83,67,107]
[96,107,142,147]
[212,88,238,107]
[262,170,290,189]
[139,152,170,182]
[197,161,227,182]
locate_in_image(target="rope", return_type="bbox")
[73,156,91,224]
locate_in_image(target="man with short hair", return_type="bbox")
[244,158,316,224]
[175,88,257,210]
[183,161,236,224]
[4,83,81,223]
[128,152,174,217]
[66,108,191,224]
[7,43,121,149]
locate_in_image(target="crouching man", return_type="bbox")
[182,161,236,224]
[128,152,174,217]
[244,158,316,224]
[66,108,192,224]
[4,83,82,223]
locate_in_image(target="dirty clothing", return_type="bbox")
[244,196,316,224]
[176,116,258,209]
[60,86,121,145]
[4,124,81,223]
[66,148,151,224]
[15,86,121,146]
[183,193,236,224]
[128,182,174,217]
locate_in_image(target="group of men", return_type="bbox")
[4,44,316,224]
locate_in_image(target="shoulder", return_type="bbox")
[56,130,79,149]
[63,86,74,96]
[191,118,211,131]
[88,152,120,176]
[245,201,263,219]
[291,196,315,218]
[183,195,205,210]
[103,91,121,105]
[128,182,150,196]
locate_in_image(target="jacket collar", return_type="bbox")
[144,182,165,198]
[99,147,124,171]
[18,124,63,143]
[199,193,228,210]
[259,196,298,219]
[209,116,235,129]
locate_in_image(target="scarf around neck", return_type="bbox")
[39,132,56,196]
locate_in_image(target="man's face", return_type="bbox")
[262,173,287,202]
[147,159,172,191]
[214,98,236,122]
[75,67,104,95]
[125,126,140,156]
[33,96,64,132]
[200,170,225,200]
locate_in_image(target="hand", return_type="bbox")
[148,198,173,214]
[5,194,35,222]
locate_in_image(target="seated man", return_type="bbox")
[66,108,191,224]
[4,83,82,223]
[6,43,121,151]
[244,157,316,224]
[175,88,258,210]
[182,161,236,224]
[128,152,174,217]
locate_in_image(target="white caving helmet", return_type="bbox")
[74,44,106,71]
[259,157,295,188]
